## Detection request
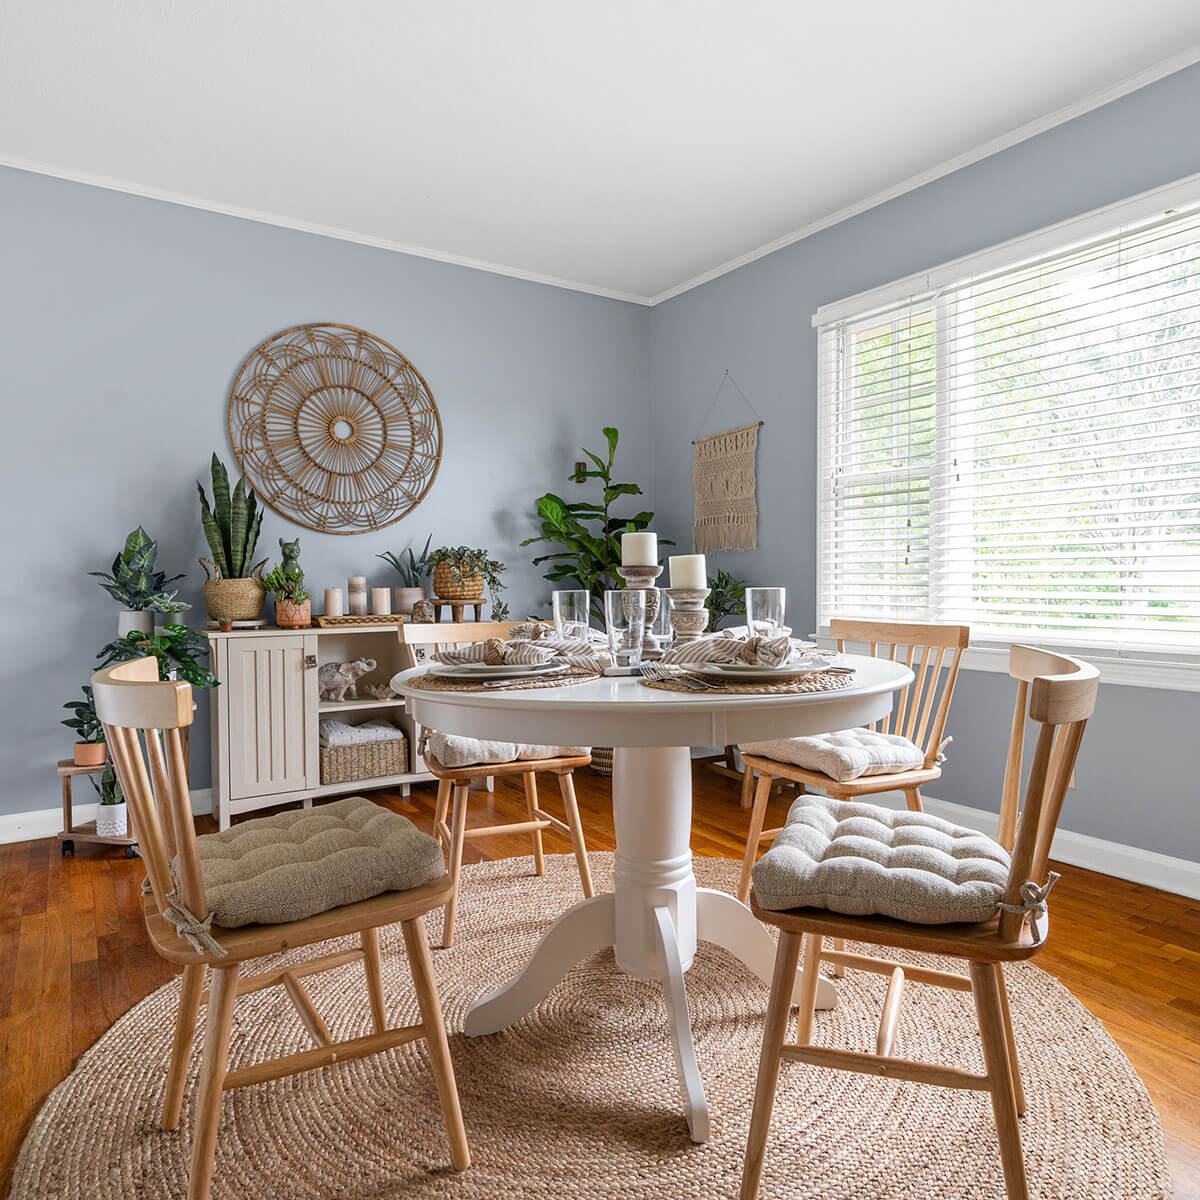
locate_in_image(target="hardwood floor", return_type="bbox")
[0,765,1197,1197]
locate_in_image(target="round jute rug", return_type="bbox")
[14,855,1171,1200]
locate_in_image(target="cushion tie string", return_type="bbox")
[997,871,1061,920]
[141,863,228,958]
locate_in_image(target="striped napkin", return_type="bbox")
[433,635,608,671]
[661,628,827,669]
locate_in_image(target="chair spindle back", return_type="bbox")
[92,658,206,921]
[830,619,971,766]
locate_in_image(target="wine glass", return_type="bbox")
[605,589,646,667]
[552,590,591,640]
[745,587,786,637]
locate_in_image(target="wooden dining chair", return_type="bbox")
[736,618,970,903]
[400,621,595,947]
[92,657,470,1200]
[739,645,1098,1200]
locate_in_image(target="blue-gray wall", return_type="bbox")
[0,167,650,810]
[648,63,1200,864]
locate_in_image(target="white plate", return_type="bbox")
[699,661,827,681]
[430,661,560,680]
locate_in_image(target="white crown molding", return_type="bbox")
[648,44,1200,306]
[0,787,212,846]
[0,154,653,307]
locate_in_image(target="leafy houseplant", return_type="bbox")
[89,526,187,636]
[62,685,106,766]
[429,546,508,620]
[90,759,127,837]
[378,534,432,614]
[522,426,670,621]
[97,625,218,690]
[706,569,750,630]
[264,565,312,630]
[197,453,267,626]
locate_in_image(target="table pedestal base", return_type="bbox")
[463,746,837,1142]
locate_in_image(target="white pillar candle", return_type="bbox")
[347,576,368,615]
[621,531,658,566]
[324,588,344,617]
[668,554,707,590]
[371,587,391,615]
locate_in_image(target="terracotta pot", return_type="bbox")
[96,801,127,839]
[393,586,427,614]
[433,562,484,601]
[73,741,107,768]
[274,596,312,629]
[117,610,155,638]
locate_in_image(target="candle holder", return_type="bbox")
[666,588,711,643]
[617,565,665,657]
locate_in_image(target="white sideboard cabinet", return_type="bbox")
[205,624,433,830]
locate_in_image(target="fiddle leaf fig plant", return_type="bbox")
[89,526,187,613]
[522,426,671,621]
[97,625,217,690]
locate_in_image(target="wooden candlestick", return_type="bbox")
[666,588,711,643]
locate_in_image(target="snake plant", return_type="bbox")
[197,453,263,579]
[88,760,124,805]
[378,533,432,587]
[89,526,186,612]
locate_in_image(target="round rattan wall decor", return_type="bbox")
[229,323,443,534]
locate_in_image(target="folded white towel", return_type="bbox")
[319,718,406,749]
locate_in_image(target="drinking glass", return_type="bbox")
[644,586,672,652]
[745,587,786,637]
[605,589,646,667]
[552,589,591,639]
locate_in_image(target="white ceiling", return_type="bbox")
[4,2,1200,303]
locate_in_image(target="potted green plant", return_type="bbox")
[264,564,312,629]
[378,533,432,614]
[429,546,509,619]
[706,569,750,630]
[197,453,266,629]
[523,426,670,621]
[90,759,126,838]
[89,526,188,636]
[97,624,218,690]
[62,685,106,767]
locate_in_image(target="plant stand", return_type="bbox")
[433,598,488,622]
[56,760,139,857]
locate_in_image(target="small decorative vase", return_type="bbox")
[412,598,437,623]
[73,741,107,768]
[96,801,127,839]
[433,562,484,601]
[274,597,311,629]
[117,610,155,638]
[348,576,369,615]
[393,586,426,615]
[200,558,267,623]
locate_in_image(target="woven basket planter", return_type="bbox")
[590,746,614,776]
[200,558,268,622]
[320,734,408,786]
[433,562,484,601]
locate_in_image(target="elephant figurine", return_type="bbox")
[318,657,377,702]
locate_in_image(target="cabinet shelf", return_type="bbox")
[318,697,406,714]
[309,772,429,799]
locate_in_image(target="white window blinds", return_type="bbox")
[816,204,1200,654]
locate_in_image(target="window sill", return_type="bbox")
[813,634,1200,693]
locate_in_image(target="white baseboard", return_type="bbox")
[0,787,213,846]
[866,789,1200,901]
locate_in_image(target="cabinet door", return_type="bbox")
[225,636,311,800]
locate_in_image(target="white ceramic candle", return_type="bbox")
[668,554,707,590]
[371,587,391,615]
[621,531,658,566]
[324,588,344,617]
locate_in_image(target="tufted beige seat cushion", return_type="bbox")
[739,728,927,782]
[194,796,445,929]
[752,794,1011,924]
[424,730,589,769]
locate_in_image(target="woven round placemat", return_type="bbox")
[405,666,601,693]
[642,668,856,695]
[13,855,1170,1200]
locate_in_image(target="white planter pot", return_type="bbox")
[117,610,155,638]
[96,801,128,839]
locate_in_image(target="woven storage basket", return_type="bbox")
[320,733,408,786]
[200,558,267,622]
[433,562,485,601]
[590,746,614,776]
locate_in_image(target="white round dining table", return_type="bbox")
[393,653,913,1143]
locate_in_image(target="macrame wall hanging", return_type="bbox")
[691,370,762,553]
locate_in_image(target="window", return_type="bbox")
[816,192,1200,657]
